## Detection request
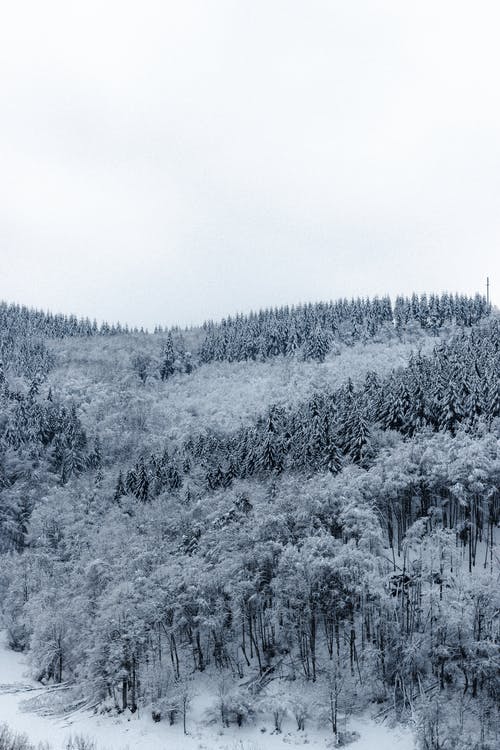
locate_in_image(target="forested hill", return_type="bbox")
[0,292,498,750]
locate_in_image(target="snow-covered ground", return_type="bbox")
[0,631,416,750]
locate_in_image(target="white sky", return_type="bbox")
[1,1,499,329]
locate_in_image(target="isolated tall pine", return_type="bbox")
[160,333,176,380]
[114,472,126,502]
[258,406,284,474]
[135,461,150,502]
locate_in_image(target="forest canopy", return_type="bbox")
[0,292,498,750]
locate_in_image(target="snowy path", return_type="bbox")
[0,632,416,750]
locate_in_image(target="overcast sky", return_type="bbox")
[1,1,499,329]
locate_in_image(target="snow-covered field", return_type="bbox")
[0,632,416,750]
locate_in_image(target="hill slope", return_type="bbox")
[0,293,498,750]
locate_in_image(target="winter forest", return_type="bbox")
[0,292,498,750]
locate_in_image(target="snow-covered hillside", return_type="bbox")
[47,328,435,456]
[0,298,498,750]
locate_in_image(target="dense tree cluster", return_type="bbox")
[0,294,498,749]
[123,319,500,501]
[0,301,138,341]
[1,434,498,744]
[0,375,89,552]
[0,301,144,381]
[199,293,490,364]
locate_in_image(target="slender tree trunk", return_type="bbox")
[310,609,317,682]
[122,678,128,711]
[57,652,63,684]
[130,656,137,712]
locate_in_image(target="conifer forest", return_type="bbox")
[0,292,498,750]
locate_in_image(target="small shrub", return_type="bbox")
[0,723,34,750]
[65,737,97,750]
[261,683,288,733]
[225,690,255,727]
[207,681,255,728]
[289,692,311,731]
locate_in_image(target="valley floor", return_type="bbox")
[0,632,416,750]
